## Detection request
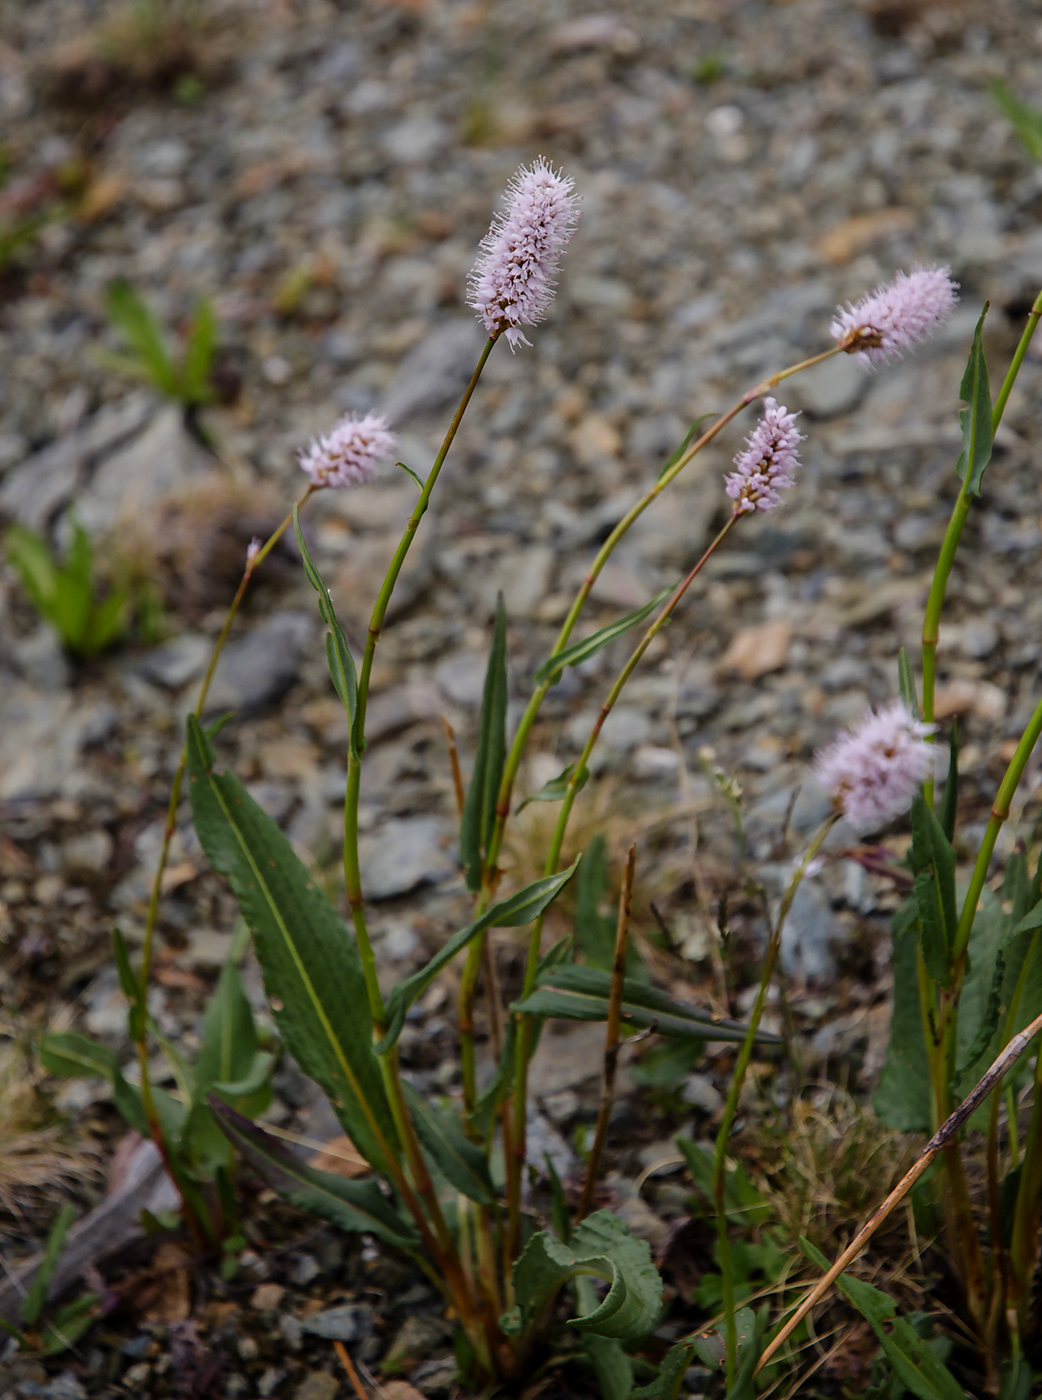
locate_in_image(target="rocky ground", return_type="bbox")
[2,0,1042,1395]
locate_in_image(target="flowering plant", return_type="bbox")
[40,155,1042,1395]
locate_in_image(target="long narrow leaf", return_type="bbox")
[954,304,993,496]
[294,507,359,760]
[513,964,780,1045]
[402,1082,495,1204]
[211,1100,419,1249]
[378,860,580,1052]
[460,594,508,891]
[186,716,395,1170]
[534,585,673,687]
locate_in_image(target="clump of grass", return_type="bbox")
[0,1042,97,1222]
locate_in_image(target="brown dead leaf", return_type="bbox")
[813,207,915,265]
[140,1240,193,1324]
[77,170,127,221]
[160,860,198,893]
[719,621,793,680]
[308,1134,371,1180]
[381,1384,426,1400]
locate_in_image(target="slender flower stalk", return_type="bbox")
[714,816,838,1384]
[134,483,316,1241]
[468,157,580,350]
[506,515,739,1257]
[482,345,840,894]
[921,287,1042,796]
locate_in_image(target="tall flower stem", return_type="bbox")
[713,816,838,1385]
[132,484,315,1239]
[483,346,839,887]
[929,693,1042,1328]
[343,339,496,1032]
[505,515,739,1257]
[922,288,1042,802]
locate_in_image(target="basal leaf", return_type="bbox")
[39,1032,118,1082]
[211,1100,419,1250]
[954,304,993,497]
[186,716,395,1171]
[294,506,359,759]
[460,594,508,892]
[21,1204,76,1327]
[378,859,580,1052]
[875,898,932,1131]
[910,795,957,987]
[105,280,177,397]
[534,586,673,687]
[513,1210,662,1344]
[513,964,778,1046]
[182,298,217,404]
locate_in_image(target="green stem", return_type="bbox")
[483,347,842,885]
[922,289,1042,799]
[342,338,496,1032]
[132,486,314,1240]
[712,816,837,1385]
[506,515,738,1258]
[1009,1042,1042,1333]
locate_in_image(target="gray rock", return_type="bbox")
[63,830,114,874]
[203,612,314,715]
[74,405,212,535]
[790,356,866,419]
[524,1111,578,1181]
[380,115,448,165]
[288,1253,321,1287]
[133,633,211,690]
[301,1303,374,1343]
[381,320,487,425]
[681,1074,723,1114]
[10,626,70,690]
[779,878,836,982]
[0,684,114,803]
[43,1375,87,1400]
[292,1372,339,1400]
[0,395,152,530]
[435,651,488,708]
[359,817,454,900]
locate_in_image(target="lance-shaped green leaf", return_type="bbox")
[991,80,1042,162]
[534,586,673,687]
[186,716,395,1171]
[875,897,932,1131]
[182,298,217,404]
[513,964,780,1045]
[378,859,580,1052]
[897,647,919,719]
[938,722,959,845]
[21,1204,76,1327]
[113,927,145,1041]
[909,795,957,988]
[396,461,425,492]
[184,958,274,1173]
[516,762,589,812]
[39,1032,119,1082]
[211,1100,419,1250]
[513,1210,662,1343]
[294,506,360,760]
[657,411,719,482]
[954,304,993,497]
[460,594,508,892]
[402,1082,495,1205]
[800,1238,966,1400]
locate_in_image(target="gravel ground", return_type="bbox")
[2,0,1042,1394]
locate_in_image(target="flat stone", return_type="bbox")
[779,878,836,982]
[301,1303,374,1342]
[293,1372,339,1400]
[203,612,314,715]
[719,621,793,680]
[0,683,113,802]
[359,817,454,900]
[75,405,212,535]
[134,633,211,690]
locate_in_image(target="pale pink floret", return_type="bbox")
[297,412,396,490]
[814,700,936,833]
[832,266,959,367]
[467,157,580,351]
[724,398,803,515]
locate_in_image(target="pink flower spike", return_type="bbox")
[467,156,580,351]
[814,700,936,833]
[832,266,959,367]
[724,398,803,515]
[297,412,396,490]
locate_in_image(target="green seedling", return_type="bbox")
[0,1205,101,1356]
[99,280,217,407]
[5,515,130,656]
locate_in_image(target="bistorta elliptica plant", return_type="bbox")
[76,148,1042,1394]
